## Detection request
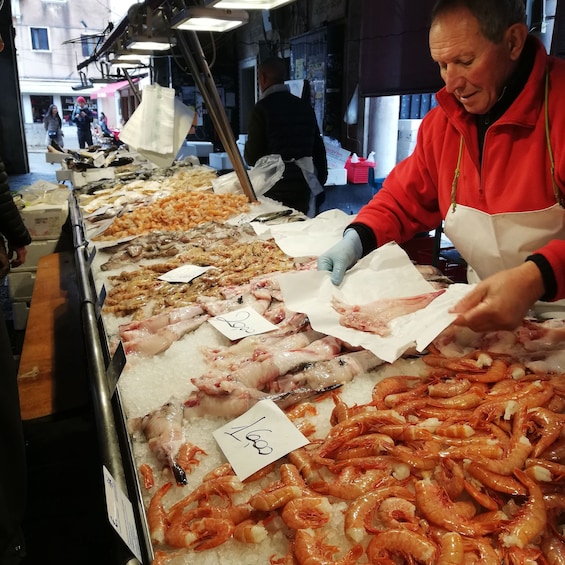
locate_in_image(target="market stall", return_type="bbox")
[67,157,565,565]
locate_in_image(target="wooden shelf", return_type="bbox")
[17,251,88,420]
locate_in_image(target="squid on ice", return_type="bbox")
[128,396,188,485]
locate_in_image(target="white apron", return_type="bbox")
[444,203,565,318]
[293,156,325,218]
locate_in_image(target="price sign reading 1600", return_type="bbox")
[223,416,274,455]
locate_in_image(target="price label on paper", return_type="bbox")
[213,400,310,481]
[158,264,216,283]
[208,307,278,340]
[103,466,142,562]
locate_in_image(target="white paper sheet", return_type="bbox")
[251,209,353,257]
[277,242,473,363]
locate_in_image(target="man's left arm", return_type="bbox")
[244,108,267,166]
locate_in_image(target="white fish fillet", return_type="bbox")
[332,289,446,336]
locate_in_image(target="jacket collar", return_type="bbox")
[260,83,290,100]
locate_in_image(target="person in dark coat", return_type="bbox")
[0,158,31,564]
[244,57,328,215]
[71,96,93,148]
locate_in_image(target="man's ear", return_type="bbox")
[505,23,528,61]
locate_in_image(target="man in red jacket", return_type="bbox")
[318,0,565,333]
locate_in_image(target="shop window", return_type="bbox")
[30,95,53,123]
[30,27,49,51]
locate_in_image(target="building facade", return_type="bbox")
[11,0,132,148]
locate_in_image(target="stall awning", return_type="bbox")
[91,79,139,100]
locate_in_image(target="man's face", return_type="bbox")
[429,8,515,115]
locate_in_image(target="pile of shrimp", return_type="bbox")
[143,350,565,565]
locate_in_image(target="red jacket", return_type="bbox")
[353,36,565,300]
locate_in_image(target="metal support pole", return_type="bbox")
[173,29,257,203]
[122,68,142,104]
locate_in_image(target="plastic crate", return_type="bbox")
[345,157,376,184]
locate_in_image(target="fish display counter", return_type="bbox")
[68,162,565,565]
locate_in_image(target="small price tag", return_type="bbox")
[158,264,216,283]
[103,466,143,562]
[208,307,278,340]
[213,400,309,481]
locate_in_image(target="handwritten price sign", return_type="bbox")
[213,400,309,481]
[209,307,278,341]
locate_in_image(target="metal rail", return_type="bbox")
[68,193,154,564]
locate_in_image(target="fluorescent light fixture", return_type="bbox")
[206,0,295,9]
[109,56,150,68]
[171,7,248,32]
[125,36,175,51]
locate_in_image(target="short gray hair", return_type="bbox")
[431,0,527,43]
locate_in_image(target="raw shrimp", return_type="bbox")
[139,463,155,490]
[461,537,499,564]
[376,496,419,531]
[317,408,405,459]
[427,378,472,398]
[233,518,269,544]
[147,482,172,546]
[249,485,302,512]
[165,515,234,551]
[293,528,363,565]
[344,485,415,543]
[527,407,565,458]
[414,477,505,537]
[334,433,394,460]
[434,458,465,500]
[281,496,332,530]
[167,475,244,520]
[500,468,547,549]
[366,529,438,564]
[371,376,426,409]
[176,442,207,474]
[465,463,527,496]
[436,532,464,565]
[457,358,510,383]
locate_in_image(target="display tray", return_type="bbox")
[73,173,565,564]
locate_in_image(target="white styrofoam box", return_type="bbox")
[56,169,73,182]
[12,301,30,331]
[70,167,115,188]
[397,139,418,163]
[20,203,68,240]
[11,239,59,272]
[398,119,423,142]
[325,168,347,186]
[177,141,214,159]
[323,137,350,169]
[45,152,67,164]
[209,152,233,170]
[8,271,36,301]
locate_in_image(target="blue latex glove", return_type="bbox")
[317,229,363,285]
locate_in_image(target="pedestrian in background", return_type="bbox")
[72,96,93,148]
[43,104,64,150]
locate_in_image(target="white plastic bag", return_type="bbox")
[212,154,285,196]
